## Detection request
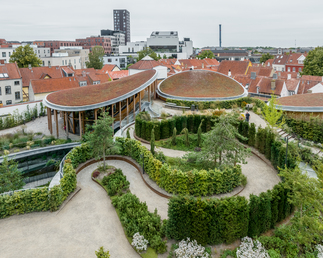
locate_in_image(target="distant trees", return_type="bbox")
[198,50,215,59]
[9,45,42,68]
[301,47,323,76]
[137,47,159,61]
[163,54,167,59]
[260,53,274,64]
[86,46,104,69]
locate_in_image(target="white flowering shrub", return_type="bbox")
[131,232,148,253]
[236,237,269,258]
[174,238,209,258]
[317,244,323,258]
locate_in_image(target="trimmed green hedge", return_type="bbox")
[166,182,293,245]
[116,137,243,196]
[135,113,216,141]
[0,143,88,219]
[166,96,264,110]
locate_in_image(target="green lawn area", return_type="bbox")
[155,133,203,152]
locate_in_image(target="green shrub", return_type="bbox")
[102,169,129,196]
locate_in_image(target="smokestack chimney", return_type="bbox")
[271,80,276,90]
[228,69,231,77]
[219,24,222,48]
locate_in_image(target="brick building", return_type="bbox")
[76,36,112,55]
[34,41,80,55]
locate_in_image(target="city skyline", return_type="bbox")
[1,0,323,48]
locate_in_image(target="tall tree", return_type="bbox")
[86,46,104,69]
[301,47,323,76]
[260,53,274,64]
[137,47,159,61]
[9,45,42,68]
[198,50,215,59]
[0,156,25,194]
[163,54,167,59]
[262,94,285,130]
[85,109,118,170]
[193,113,251,167]
[150,128,155,155]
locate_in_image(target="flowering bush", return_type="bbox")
[174,238,209,258]
[317,244,323,258]
[131,232,148,253]
[236,237,269,258]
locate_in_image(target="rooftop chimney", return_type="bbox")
[271,80,276,90]
[287,74,291,80]
[228,69,231,77]
[251,72,256,80]
[28,64,32,69]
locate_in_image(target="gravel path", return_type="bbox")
[0,163,139,258]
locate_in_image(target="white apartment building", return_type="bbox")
[119,41,147,56]
[1,45,51,64]
[147,31,193,59]
[40,53,83,69]
[103,56,127,69]
[0,48,14,64]
[54,47,89,69]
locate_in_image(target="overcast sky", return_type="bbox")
[1,0,322,48]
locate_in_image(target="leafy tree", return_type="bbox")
[158,54,161,60]
[194,113,251,167]
[198,50,215,59]
[301,47,323,76]
[0,156,25,193]
[262,94,285,130]
[172,127,177,146]
[181,128,189,147]
[85,109,118,170]
[151,128,155,155]
[138,47,159,61]
[9,45,42,68]
[95,246,110,258]
[260,53,274,64]
[126,128,131,139]
[197,120,203,147]
[248,123,256,146]
[86,46,104,69]
[163,54,167,59]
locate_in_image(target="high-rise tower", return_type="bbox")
[113,9,130,43]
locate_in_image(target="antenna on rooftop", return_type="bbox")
[219,24,222,48]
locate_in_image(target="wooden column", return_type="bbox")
[148,85,151,102]
[119,101,122,123]
[133,94,136,120]
[65,112,69,138]
[54,110,59,138]
[94,109,98,124]
[79,111,82,138]
[48,108,52,135]
[112,104,114,131]
[154,80,157,100]
[47,108,50,130]
[63,111,66,127]
[139,91,141,111]
[72,112,76,134]
[126,98,129,123]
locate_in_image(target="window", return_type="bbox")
[9,52,11,57]
[0,87,1,95]
[5,86,11,95]
[14,81,20,85]
[15,92,20,100]
[293,67,296,72]
[2,52,6,57]
[62,60,64,66]
[287,67,290,72]
[6,100,12,105]
[299,68,302,72]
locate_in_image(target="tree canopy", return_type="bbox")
[260,53,274,64]
[86,46,105,69]
[85,109,118,170]
[137,47,159,61]
[0,156,25,194]
[9,45,42,68]
[301,47,323,76]
[262,94,285,129]
[198,50,215,59]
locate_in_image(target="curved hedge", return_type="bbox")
[116,137,243,196]
[0,144,90,219]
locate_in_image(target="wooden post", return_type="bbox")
[79,111,82,138]
[139,91,141,111]
[49,108,52,135]
[63,111,66,127]
[154,80,157,100]
[148,85,151,102]
[119,101,122,123]
[126,98,129,123]
[54,110,59,138]
[112,104,114,132]
[47,108,50,131]
[72,112,76,134]
[65,112,69,138]
[133,94,136,120]
[95,109,98,123]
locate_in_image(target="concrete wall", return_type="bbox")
[0,100,42,116]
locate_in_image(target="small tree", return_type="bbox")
[0,156,25,193]
[198,50,215,59]
[181,128,189,147]
[9,45,42,68]
[248,123,256,146]
[126,128,131,139]
[86,46,104,69]
[95,247,110,258]
[137,47,159,61]
[260,53,274,64]
[197,120,204,147]
[85,109,117,171]
[163,54,167,59]
[150,127,155,155]
[172,127,177,146]
[262,94,285,130]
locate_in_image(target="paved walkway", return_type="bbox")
[0,162,139,258]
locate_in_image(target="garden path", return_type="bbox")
[0,162,139,258]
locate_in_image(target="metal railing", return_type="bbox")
[24,172,57,184]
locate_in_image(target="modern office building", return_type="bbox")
[113,9,130,43]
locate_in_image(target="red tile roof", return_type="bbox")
[20,66,66,87]
[0,63,21,81]
[217,60,250,77]
[297,79,321,94]
[31,77,79,94]
[159,70,245,98]
[285,79,299,92]
[128,59,161,70]
[108,70,129,80]
[278,93,323,107]
[47,70,156,107]
[264,59,274,68]
[247,66,272,77]
[286,53,307,66]
[301,75,322,82]
[101,64,119,72]
[257,78,285,95]
[275,71,298,80]
[273,54,289,65]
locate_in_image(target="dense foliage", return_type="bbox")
[9,45,42,68]
[101,168,129,196]
[86,46,104,69]
[301,46,323,76]
[0,156,25,193]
